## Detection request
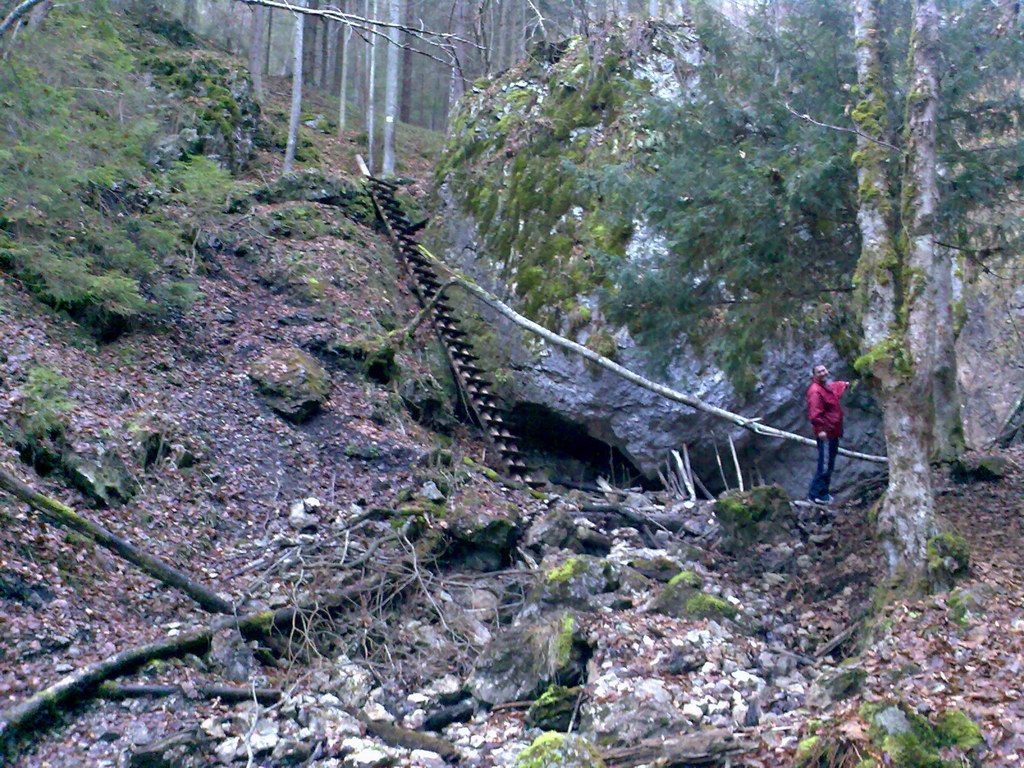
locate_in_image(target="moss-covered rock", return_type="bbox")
[713,484,794,552]
[951,453,1010,483]
[513,732,605,768]
[246,170,373,223]
[926,532,970,588]
[467,611,589,705]
[248,347,331,423]
[144,51,260,172]
[443,497,521,571]
[525,685,581,732]
[526,554,620,612]
[861,700,985,767]
[653,571,736,620]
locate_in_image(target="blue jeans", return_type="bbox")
[808,437,838,500]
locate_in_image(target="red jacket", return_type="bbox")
[806,380,848,440]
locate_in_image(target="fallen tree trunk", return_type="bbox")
[98,683,281,705]
[0,572,384,754]
[0,465,235,615]
[411,245,888,466]
[603,728,753,767]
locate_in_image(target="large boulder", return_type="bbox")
[247,170,373,223]
[581,675,691,747]
[436,23,887,499]
[467,611,588,705]
[712,485,795,553]
[248,348,331,423]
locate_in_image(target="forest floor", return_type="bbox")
[2,52,1023,768]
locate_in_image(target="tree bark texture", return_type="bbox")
[851,0,940,578]
[249,6,267,101]
[382,0,401,176]
[366,0,378,171]
[284,0,306,173]
[0,466,234,615]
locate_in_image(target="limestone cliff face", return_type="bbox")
[436,21,1021,495]
[433,21,890,496]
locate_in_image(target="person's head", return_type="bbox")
[812,364,829,385]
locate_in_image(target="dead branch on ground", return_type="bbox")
[0,464,235,615]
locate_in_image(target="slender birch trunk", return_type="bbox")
[851,0,940,579]
[284,0,306,174]
[338,22,352,137]
[382,0,401,176]
[249,6,266,102]
[366,0,378,172]
[265,8,274,75]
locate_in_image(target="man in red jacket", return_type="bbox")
[806,364,849,503]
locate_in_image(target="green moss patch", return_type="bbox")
[513,732,605,768]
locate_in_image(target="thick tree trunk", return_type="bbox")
[382,0,401,176]
[284,0,306,173]
[249,6,267,101]
[0,466,234,615]
[851,0,941,579]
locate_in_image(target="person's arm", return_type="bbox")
[833,381,850,398]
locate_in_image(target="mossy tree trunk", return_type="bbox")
[851,0,941,581]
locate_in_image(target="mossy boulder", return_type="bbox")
[513,732,605,768]
[861,700,984,767]
[926,532,970,589]
[144,52,260,172]
[247,170,373,223]
[526,554,620,612]
[951,453,1011,483]
[62,448,138,507]
[713,484,794,552]
[467,611,589,705]
[945,584,994,625]
[653,571,736,620]
[526,685,581,732]
[248,348,331,423]
[443,501,521,571]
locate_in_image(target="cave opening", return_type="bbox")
[507,402,656,490]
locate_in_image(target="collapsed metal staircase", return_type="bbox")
[359,171,537,486]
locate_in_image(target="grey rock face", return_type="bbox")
[445,204,885,497]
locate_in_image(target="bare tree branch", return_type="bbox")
[784,101,903,154]
[0,0,48,42]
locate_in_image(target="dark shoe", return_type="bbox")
[820,494,834,504]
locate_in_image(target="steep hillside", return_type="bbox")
[1,7,1023,768]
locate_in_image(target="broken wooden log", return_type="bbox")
[98,683,282,705]
[0,572,383,755]
[602,728,754,767]
[0,465,234,615]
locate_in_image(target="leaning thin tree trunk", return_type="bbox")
[338,21,352,136]
[0,0,49,41]
[284,0,306,173]
[366,0,378,171]
[249,6,267,101]
[0,466,234,615]
[381,0,401,176]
